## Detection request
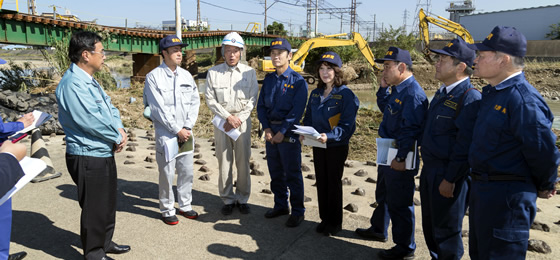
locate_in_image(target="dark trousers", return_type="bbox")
[469,179,536,260]
[66,154,117,260]
[312,145,348,227]
[265,141,305,216]
[370,165,417,253]
[419,163,469,260]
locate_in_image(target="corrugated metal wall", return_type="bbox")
[459,5,560,41]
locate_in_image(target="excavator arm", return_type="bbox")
[418,8,474,61]
[260,32,380,72]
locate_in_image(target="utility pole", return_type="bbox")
[27,0,37,15]
[402,9,408,32]
[264,0,267,34]
[373,14,376,40]
[314,0,318,36]
[197,0,201,31]
[350,0,357,32]
[306,0,312,37]
[340,14,343,33]
[175,0,181,38]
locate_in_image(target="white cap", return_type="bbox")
[222,32,245,49]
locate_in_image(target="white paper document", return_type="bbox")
[211,115,241,141]
[293,125,326,149]
[15,110,52,135]
[164,136,195,162]
[376,138,417,170]
[0,157,47,206]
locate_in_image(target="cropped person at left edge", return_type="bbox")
[56,31,130,260]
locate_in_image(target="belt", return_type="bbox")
[470,172,527,182]
[270,121,283,125]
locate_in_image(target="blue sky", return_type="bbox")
[1,0,558,36]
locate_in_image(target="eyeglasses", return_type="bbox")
[90,50,106,56]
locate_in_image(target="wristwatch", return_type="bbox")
[395,156,406,163]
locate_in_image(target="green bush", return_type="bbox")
[41,27,118,90]
[372,26,420,61]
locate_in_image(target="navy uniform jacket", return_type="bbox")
[257,66,308,136]
[421,78,481,182]
[469,72,560,191]
[377,76,428,158]
[302,85,359,147]
[0,153,24,198]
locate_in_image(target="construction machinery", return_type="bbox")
[418,8,474,61]
[259,32,380,84]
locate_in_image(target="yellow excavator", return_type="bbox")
[259,32,380,84]
[418,8,474,62]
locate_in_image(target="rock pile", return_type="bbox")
[0,90,62,135]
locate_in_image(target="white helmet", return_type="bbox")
[222,32,245,49]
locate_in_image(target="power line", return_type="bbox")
[200,0,263,16]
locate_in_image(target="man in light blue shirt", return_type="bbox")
[56,31,130,260]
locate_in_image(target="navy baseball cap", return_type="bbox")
[160,35,188,51]
[317,51,342,68]
[0,58,6,65]
[375,47,412,67]
[467,26,527,57]
[430,38,475,67]
[269,38,291,52]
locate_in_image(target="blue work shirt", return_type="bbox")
[56,63,124,157]
[377,76,428,158]
[421,78,481,183]
[469,72,560,191]
[302,85,359,147]
[0,118,23,142]
[257,66,308,136]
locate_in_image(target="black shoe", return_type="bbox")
[106,243,131,254]
[179,210,199,219]
[285,214,304,227]
[264,208,290,218]
[101,256,114,260]
[7,251,27,260]
[378,247,415,260]
[323,224,342,236]
[221,204,235,215]
[315,222,327,233]
[162,215,179,225]
[355,228,387,242]
[237,203,251,214]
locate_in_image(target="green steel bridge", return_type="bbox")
[0,10,278,79]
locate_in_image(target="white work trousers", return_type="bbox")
[215,119,252,205]
[156,150,194,217]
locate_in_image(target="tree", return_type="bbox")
[267,21,288,36]
[372,26,418,60]
[545,22,560,40]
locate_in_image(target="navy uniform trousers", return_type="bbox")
[370,165,417,254]
[469,178,536,260]
[265,137,305,216]
[419,161,469,260]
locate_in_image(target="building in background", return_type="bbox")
[459,5,560,41]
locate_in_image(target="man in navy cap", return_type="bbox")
[467,26,559,259]
[144,34,201,225]
[257,38,308,227]
[419,38,480,260]
[356,47,428,259]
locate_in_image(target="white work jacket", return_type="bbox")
[144,62,200,151]
[205,62,259,123]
